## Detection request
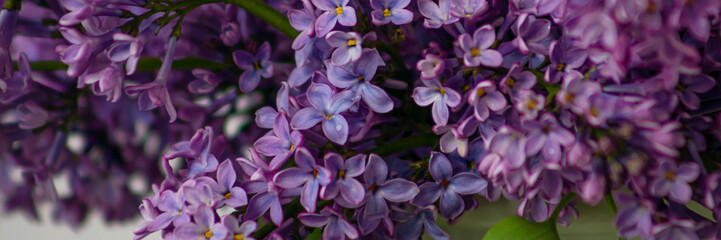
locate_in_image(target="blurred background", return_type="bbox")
[1,198,619,239]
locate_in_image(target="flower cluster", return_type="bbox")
[2,0,721,239]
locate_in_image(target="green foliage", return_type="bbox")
[482,216,560,240]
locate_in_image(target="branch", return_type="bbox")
[226,0,299,39]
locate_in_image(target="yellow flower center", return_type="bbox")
[253,61,261,70]
[335,7,343,15]
[234,234,245,240]
[556,63,565,71]
[439,88,446,95]
[564,93,574,103]
[665,171,675,180]
[526,99,537,109]
[383,9,391,17]
[589,107,600,117]
[476,88,485,97]
[204,229,214,239]
[506,78,515,86]
[338,170,346,178]
[289,143,295,150]
[358,75,365,81]
[470,48,481,57]
[312,168,319,177]
[676,84,685,92]
[465,13,471,18]
[324,114,333,120]
[225,192,232,199]
[347,39,356,47]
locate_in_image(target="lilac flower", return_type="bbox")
[254,112,303,167]
[359,154,419,228]
[467,79,506,121]
[17,101,50,129]
[511,14,551,55]
[326,49,394,113]
[584,93,614,127]
[649,160,699,203]
[669,0,720,42]
[556,71,601,114]
[652,218,699,240]
[488,126,527,169]
[450,0,488,19]
[221,216,256,240]
[418,0,459,29]
[233,42,273,92]
[458,25,503,67]
[298,207,359,240]
[80,62,124,102]
[524,113,575,162]
[412,152,487,219]
[311,0,357,37]
[370,0,414,25]
[513,90,545,120]
[165,126,223,178]
[273,147,332,213]
[325,31,374,66]
[107,24,158,75]
[499,63,536,96]
[125,36,179,122]
[392,206,449,240]
[289,0,317,50]
[56,27,113,78]
[242,181,285,226]
[290,83,355,145]
[174,205,228,240]
[58,0,122,26]
[544,41,587,83]
[0,9,18,78]
[188,69,221,95]
[412,78,462,126]
[674,74,715,110]
[416,54,445,79]
[320,152,366,206]
[183,180,219,212]
[214,160,248,208]
[151,190,191,230]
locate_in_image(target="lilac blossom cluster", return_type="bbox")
[3,0,721,239]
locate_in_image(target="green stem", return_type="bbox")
[16,57,229,72]
[550,192,576,223]
[2,0,21,10]
[225,0,299,39]
[368,133,439,157]
[605,192,617,214]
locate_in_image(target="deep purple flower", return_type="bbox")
[467,79,506,121]
[359,154,419,232]
[107,24,157,75]
[125,36,179,122]
[524,113,575,162]
[669,0,720,42]
[326,49,393,113]
[290,83,355,145]
[214,159,248,208]
[674,74,715,110]
[188,69,221,95]
[499,63,536,96]
[221,215,256,240]
[511,14,550,55]
[412,152,487,219]
[458,25,503,67]
[289,0,317,50]
[544,40,587,83]
[652,217,699,240]
[174,205,228,240]
[298,207,359,240]
[320,152,366,206]
[392,206,449,240]
[450,0,488,19]
[254,112,303,167]
[649,160,699,203]
[17,101,50,129]
[242,181,285,226]
[412,79,462,126]
[370,0,413,25]
[312,0,357,37]
[165,126,223,178]
[233,42,273,92]
[273,147,332,212]
[418,0,459,29]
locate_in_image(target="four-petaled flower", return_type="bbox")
[273,147,332,212]
[298,207,359,240]
[320,152,366,206]
[312,0,357,37]
[412,78,462,126]
[326,49,394,113]
[370,0,414,25]
[458,24,503,67]
[290,83,355,145]
[233,42,274,92]
[649,160,699,203]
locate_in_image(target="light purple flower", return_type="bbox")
[652,218,699,240]
[412,152,487,219]
[392,206,449,240]
[56,27,113,78]
[325,31,376,67]
[254,112,303,167]
[273,147,332,213]
[107,24,158,75]
[125,36,179,122]
[320,152,366,206]
[649,160,699,203]
[214,160,248,208]
[289,0,317,50]
[418,0,458,29]
[233,42,273,92]
[221,215,256,240]
[174,205,228,240]
[524,113,575,162]
[467,80,506,121]
[450,0,488,19]
[290,83,355,145]
[614,193,654,239]
[499,63,536,96]
[416,54,445,79]
[298,207,359,240]
[513,90,545,120]
[242,181,285,226]
[488,126,527,169]
[360,154,419,223]
[511,14,550,55]
[544,40,587,83]
[311,0,357,37]
[370,0,413,25]
[412,79,462,126]
[326,49,393,113]
[458,25,503,67]
[151,190,191,230]
[17,101,50,130]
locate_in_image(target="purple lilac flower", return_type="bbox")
[412,152,487,219]
[418,0,459,29]
[544,40,587,83]
[467,79,507,121]
[188,69,221,95]
[298,207,359,240]
[290,83,355,145]
[107,24,158,75]
[392,206,449,240]
[233,42,273,92]
[56,27,113,78]
[174,205,228,240]
[524,113,575,162]
[151,190,191,230]
[273,147,332,213]
[0,9,18,78]
[674,74,715,110]
[412,78,462,126]
[320,152,366,206]
[668,0,720,42]
[649,160,699,203]
[499,63,536,96]
[458,24,503,67]
[254,112,303,167]
[125,36,179,122]
[326,49,394,113]
[450,0,488,19]
[652,218,699,240]
[370,0,414,25]
[221,215,256,240]
[311,0,357,37]
[511,14,551,55]
[513,90,545,120]
[416,54,445,79]
[359,154,419,232]
[214,160,248,208]
[325,31,364,66]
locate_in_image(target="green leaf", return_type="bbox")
[483,216,560,240]
[305,228,322,240]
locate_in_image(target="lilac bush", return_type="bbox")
[2,0,721,239]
